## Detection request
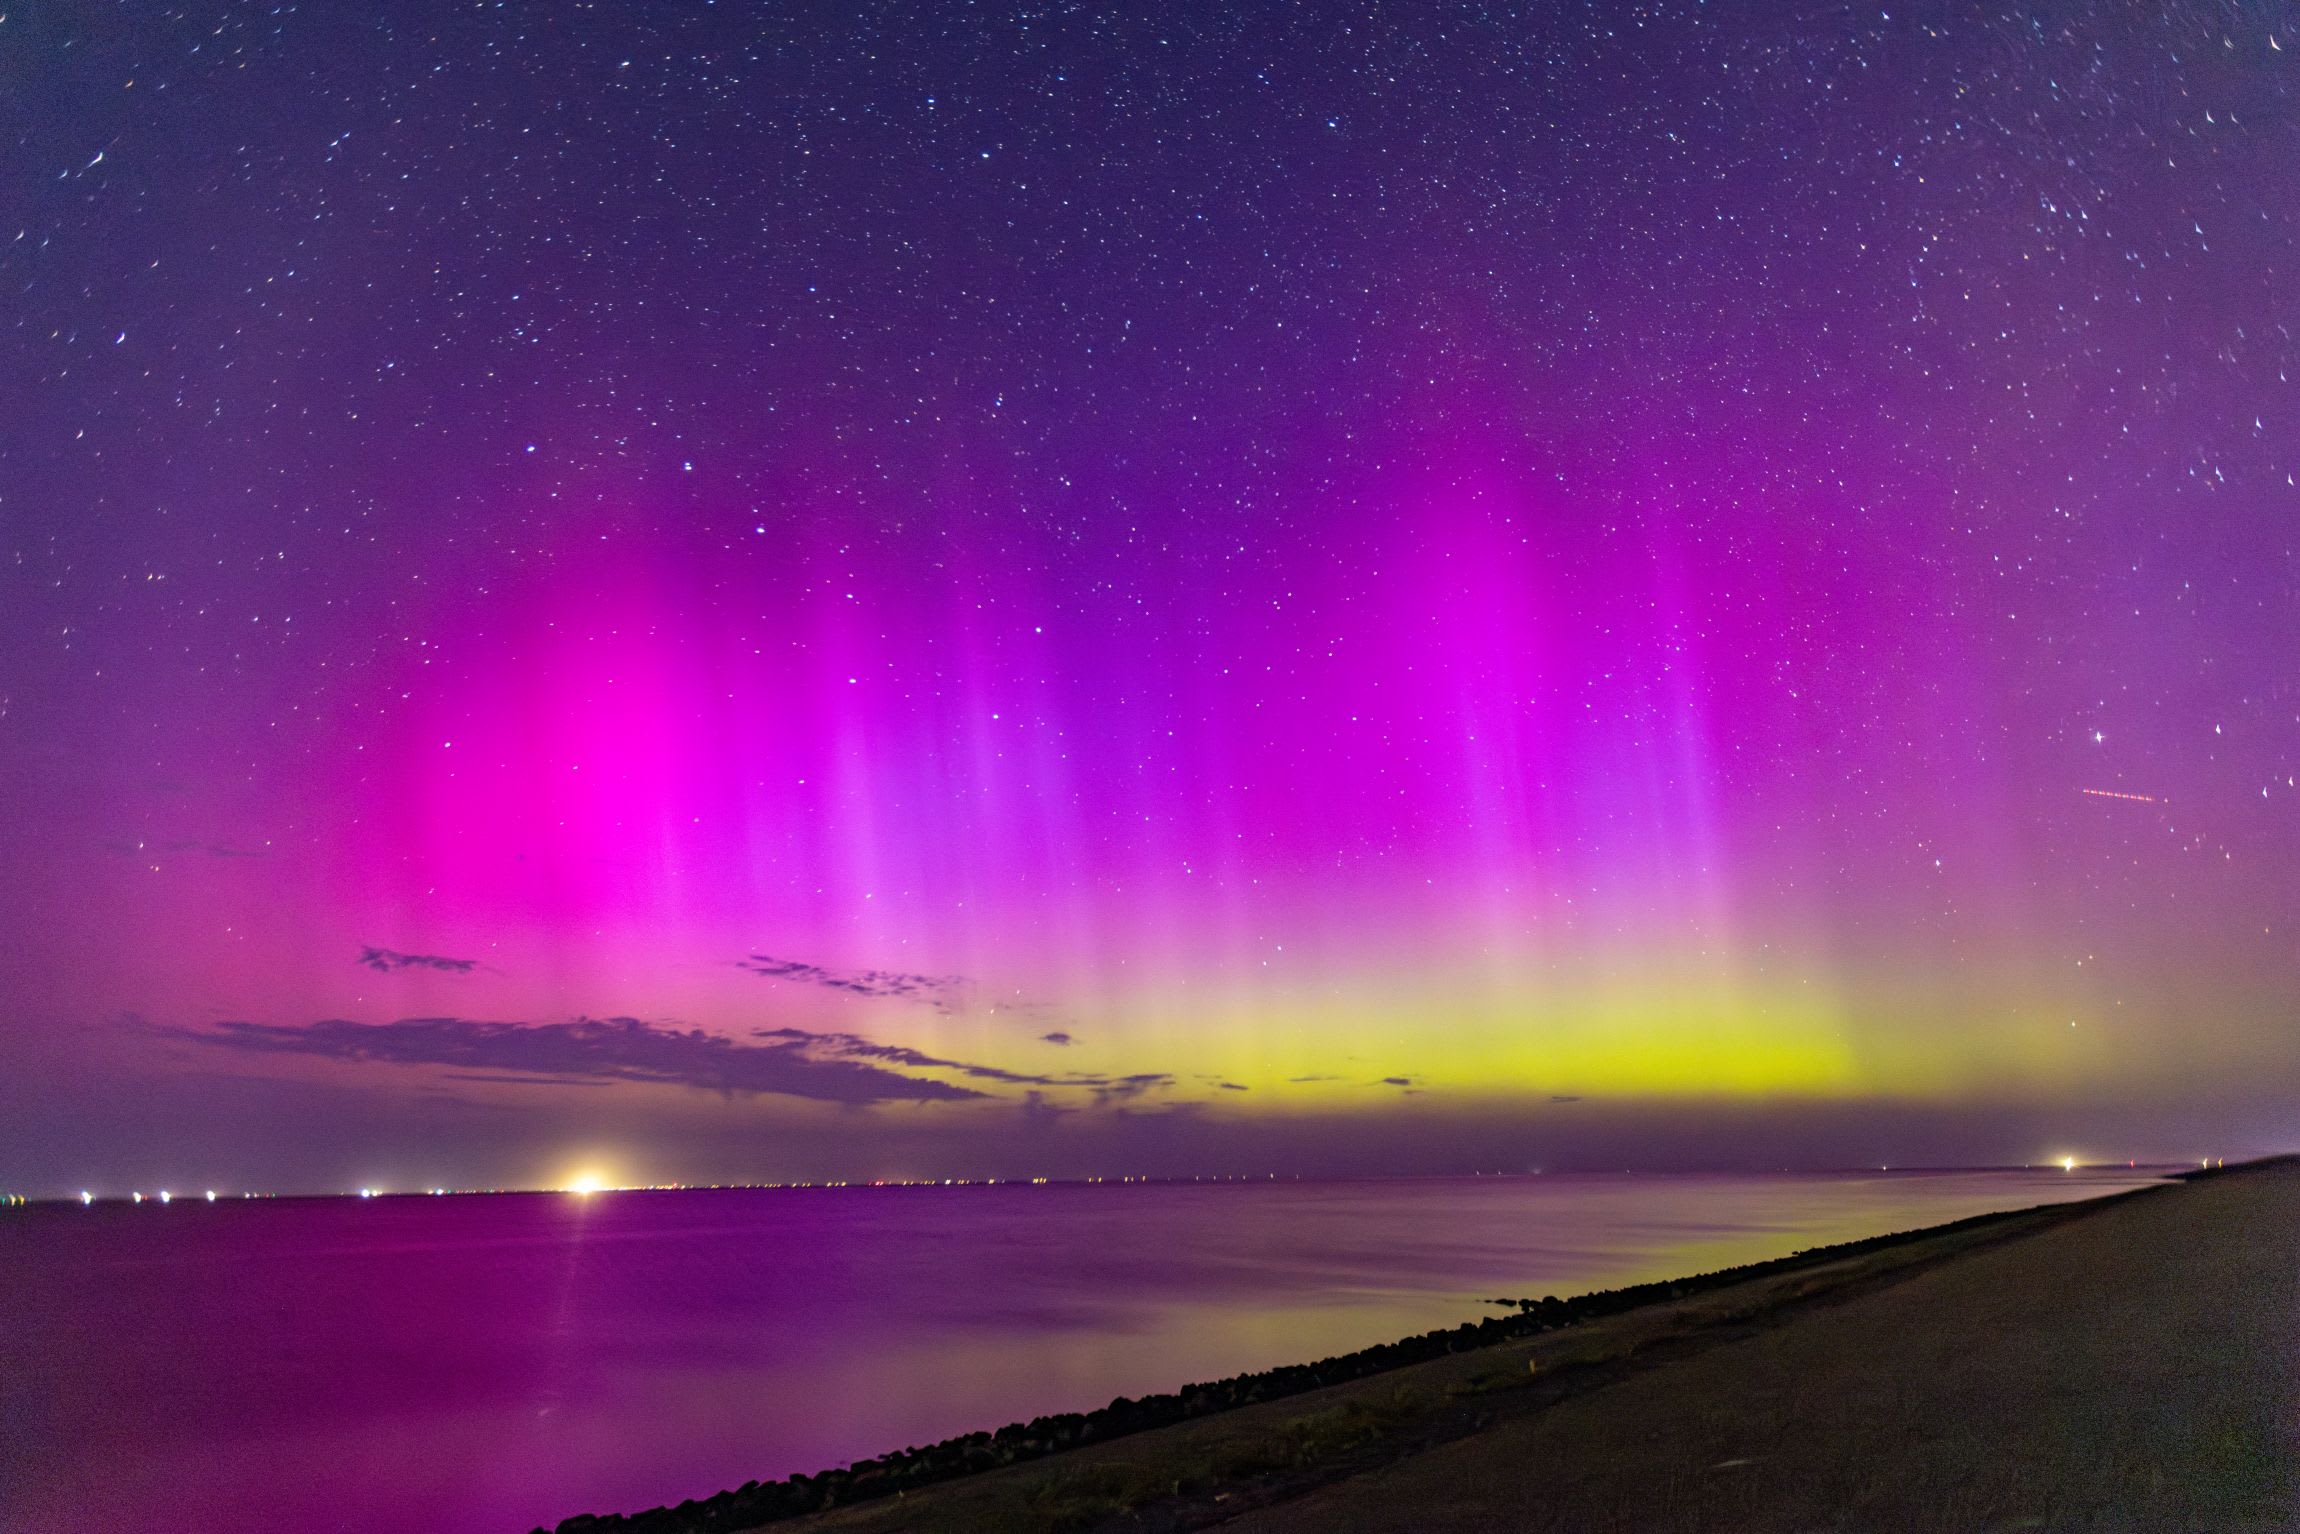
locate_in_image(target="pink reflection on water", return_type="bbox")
[0,1170,2160,1534]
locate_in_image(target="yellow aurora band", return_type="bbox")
[897,951,2142,1108]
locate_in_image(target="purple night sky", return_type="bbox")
[2,2,2295,1194]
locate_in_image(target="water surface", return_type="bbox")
[0,1168,2161,1533]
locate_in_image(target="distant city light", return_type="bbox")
[80,1191,93,1205]
[204,1190,217,1202]
[565,1173,608,1197]
[2061,1156,2076,1172]
[157,1190,171,1203]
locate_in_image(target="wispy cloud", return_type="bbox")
[737,954,1077,1034]
[737,955,967,1011]
[1092,1072,1174,1105]
[358,947,479,975]
[754,1026,1173,1103]
[179,1016,987,1104]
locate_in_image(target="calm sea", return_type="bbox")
[0,1168,2160,1533]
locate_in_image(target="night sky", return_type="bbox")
[4,2,2295,1195]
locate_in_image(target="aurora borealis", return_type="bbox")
[3,2,2296,1193]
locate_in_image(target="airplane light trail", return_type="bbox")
[2079,788,2158,804]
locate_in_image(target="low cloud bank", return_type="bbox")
[184,1015,986,1104]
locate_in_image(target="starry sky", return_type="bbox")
[3,1,2296,1195]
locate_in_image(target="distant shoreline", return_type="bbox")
[4,1162,2190,1209]
[544,1163,2212,1534]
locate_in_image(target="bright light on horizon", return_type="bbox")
[565,1173,610,1197]
[2062,1156,2077,1172]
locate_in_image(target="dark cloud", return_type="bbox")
[754,1026,1047,1086]
[752,1026,1172,1104]
[736,954,967,1011]
[1551,1094,1585,1103]
[1218,1081,1250,1092]
[179,1016,985,1104]
[1380,1076,1415,1087]
[737,955,1080,1035]
[1091,1072,1174,1106]
[358,947,479,975]
[1017,1090,1072,1129]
